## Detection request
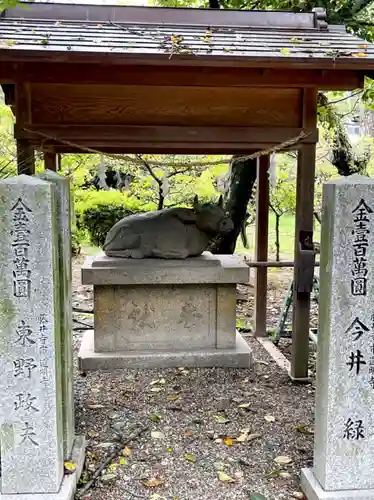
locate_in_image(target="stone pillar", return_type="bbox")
[301,175,374,500]
[38,170,74,460]
[0,175,85,499]
[0,175,63,494]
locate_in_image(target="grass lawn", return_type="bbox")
[236,213,295,259]
[237,213,321,260]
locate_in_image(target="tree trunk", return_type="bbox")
[157,189,165,210]
[209,155,257,254]
[275,213,280,262]
[313,211,321,224]
[318,92,370,176]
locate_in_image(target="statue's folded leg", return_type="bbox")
[152,248,189,259]
[105,249,144,258]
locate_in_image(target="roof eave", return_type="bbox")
[0,48,374,72]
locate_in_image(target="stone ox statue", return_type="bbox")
[103,195,233,259]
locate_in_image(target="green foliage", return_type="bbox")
[74,190,154,247]
[0,0,23,11]
[269,155,296,217]
[124,154,224,209]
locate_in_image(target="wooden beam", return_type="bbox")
[254,155,270,337]
[17,139,35,175]
[16,125,318,155]
[43,151,58,172]
[0,62,363,90]
[290,87,318,382]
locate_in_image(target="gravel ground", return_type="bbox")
[72,254,316,500]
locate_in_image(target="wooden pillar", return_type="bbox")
[44,152,58,172]
[290,88,318,381]
[15,84,34,176]
[17,139,35,175]
[254,155,270,336]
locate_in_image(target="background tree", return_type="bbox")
[154,0,374,254]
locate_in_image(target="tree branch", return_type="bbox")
[135,154,162,186]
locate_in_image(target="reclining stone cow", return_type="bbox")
[103,195,233,259]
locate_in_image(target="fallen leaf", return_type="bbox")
[97,442,115,449]
[203,29,213,41]
[352,52,368,58]
[167,446,173,452]
[264,415,275,423]
[184,453,197,463]
[274,455,292,465]
[213,461,226,470]
[319,41,331,46]
[177,367,189,375]
[292,493,305,500]
[238,403,251,409]
[6,40,16,47]
[255,360,269,366]
[279,472,292,479]
[143,477,165,488]
[250,494,268,500]
[289,37,303,43]
[151,431,165,440]
[64,461,76,474]
[101,473,117,483]
[280,48,290,55]
[150,378,166,385]
[119,457,127,465]
[218,471,235,483]
[149,414,162,422]
[171,34,184,43]
[224,437,234,446]
[267,469,281,478]
[167,395,180,401]
[107,463,119,472]
[223,47,233,52]
[122,446,132,457]
[360,44,368,49]
[214,415,231,424]
[247,433,262,442]
[236,432,249,443]
[87,430,99,438]
[295,425,313,435]
[150,387,163,393]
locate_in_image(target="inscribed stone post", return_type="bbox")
[301,175,374,500]
[0,175,64,494]
[38,170,74,459]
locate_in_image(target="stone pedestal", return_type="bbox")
[79,252,252,370]
[301,175,374,500]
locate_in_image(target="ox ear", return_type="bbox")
[217,195,224,208]
[193,194,200,211]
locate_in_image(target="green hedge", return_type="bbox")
[74,190,154,248]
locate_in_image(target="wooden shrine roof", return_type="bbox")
[1,3,374,70]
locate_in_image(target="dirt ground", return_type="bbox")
[72,254,317,500]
